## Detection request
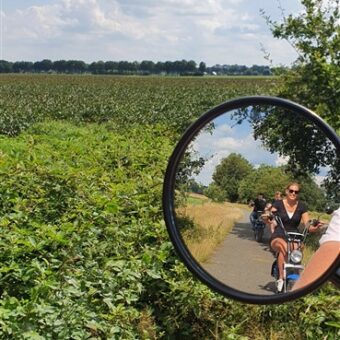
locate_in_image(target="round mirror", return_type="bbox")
[163,96,340,304]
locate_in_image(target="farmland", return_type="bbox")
[0,75,338,338]
[0,74,278,136]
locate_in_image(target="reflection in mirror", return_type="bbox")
[174,105,339,295]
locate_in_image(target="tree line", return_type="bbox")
[0,59,284,76]
[189,153,328,212]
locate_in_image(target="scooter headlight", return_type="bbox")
[291,250,303,264]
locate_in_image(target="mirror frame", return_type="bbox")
[163,96,340,304]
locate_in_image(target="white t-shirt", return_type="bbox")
[319,207,340,244]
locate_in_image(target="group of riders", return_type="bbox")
[249,191,282,229]
[248,183,324,293]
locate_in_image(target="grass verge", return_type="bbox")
[178,196,245,262]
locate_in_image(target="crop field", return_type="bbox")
[0,75,338,339]
[0,74,279,136]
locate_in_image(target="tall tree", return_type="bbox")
[33,59,53,72]
[256,0,340,201]
[13,61,33,73]
[212,153,253,202]
[198,61,206,73]
[238,165,291,203]
[0,60,12,72]
[263,0,340,130]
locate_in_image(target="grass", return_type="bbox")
[178,195,331,276]
[303,211,332,265]
[178,196,244,262]
[186,193,210,206]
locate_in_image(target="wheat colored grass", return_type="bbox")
[179,200,244,263]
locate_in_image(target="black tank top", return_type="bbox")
[272,200,307,233]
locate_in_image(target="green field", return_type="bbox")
[0,75,338,339]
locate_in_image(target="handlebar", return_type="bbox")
[273,214,309,242]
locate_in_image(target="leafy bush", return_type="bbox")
[0,76,338,339]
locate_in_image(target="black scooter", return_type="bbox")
[253,211,266,243]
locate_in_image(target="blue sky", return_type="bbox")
[190,110,286,185]
[0,0,303,65]
[189,109,329,186]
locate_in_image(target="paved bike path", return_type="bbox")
[202,209,276,295]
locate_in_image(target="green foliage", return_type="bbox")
[187,179,206,195]
[296,174,327,211]
[204,183,227,202]
[264,0,340,128]
[238,165,291,203]
[231,103,338,202]
[237,165,327,211]
[261,0,340,201]
[212,153,253,202]
[259,0,340,201]
[0,122,170,337]
[0,74,278,137]
[0,75,338,338]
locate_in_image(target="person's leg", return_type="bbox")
[292,241,340,291]
[271,238,288,279]
[250,211,256,229]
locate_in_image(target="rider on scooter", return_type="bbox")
[262,182,322,292]
[249,193,267,230]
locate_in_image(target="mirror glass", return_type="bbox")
[174,104,339,295]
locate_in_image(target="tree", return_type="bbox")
[33,59,53,72]
[94,60,106,74]
[53,60,68,73]
[237,164,326,211]
[187,179,206,195]
[263,0,340,130]
[140,60,155,74]
[0,60,12,72]
[296,174,327,211]
[104,61,118,73]
[204,183,226,202]
[66,60,87,73]
[212,153,253,202]
[257,0,340,200]
[13,61,33,73]
[187,60,197,72]
[198,61,206,73]
[238,165,291,203]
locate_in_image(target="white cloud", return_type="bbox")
[313,175,325,187]
[190,120,280,185]
[2,0,301,65]
[275,155,289,167]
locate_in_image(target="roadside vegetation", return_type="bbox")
[0,75,338,338]
[178,194,245,262]
[0,1,338,337]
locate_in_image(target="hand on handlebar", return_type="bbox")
[308,220,326,233]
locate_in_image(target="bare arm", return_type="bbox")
[261,206,277,234]
[292,241,340,290]
[301,211,309,226]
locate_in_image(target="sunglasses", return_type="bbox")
[288,189,300,194]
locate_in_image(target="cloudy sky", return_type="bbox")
[189,111,328,186]
[189,112,288,185]
[0,0,303,66]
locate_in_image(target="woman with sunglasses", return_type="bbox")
[265,182,321,292]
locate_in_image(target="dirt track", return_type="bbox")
[202,209,277,295]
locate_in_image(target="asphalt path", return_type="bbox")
[202,209,277,295]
